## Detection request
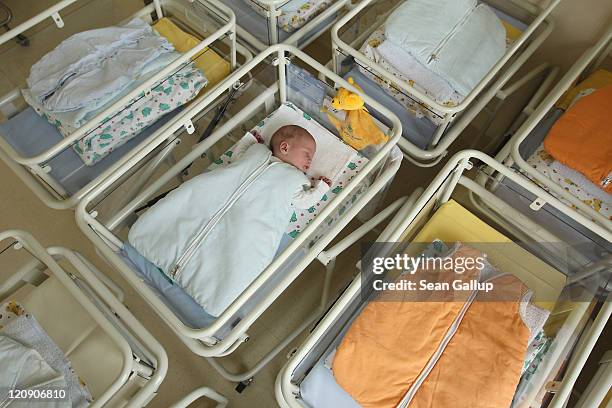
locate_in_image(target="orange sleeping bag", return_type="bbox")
[332,245,530,407]
[544,85,612,193]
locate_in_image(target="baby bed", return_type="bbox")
[276,149,611,408]
[0,229,167,407]
[493,26,612,234]
[74,44,403,390]
[224,0,350,52]
[170,387,228,407]
[0,0,252,210]
[573,350,612,408]
[330,0,560,166]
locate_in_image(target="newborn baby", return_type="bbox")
[127,124,332,317]
[270,125,331,207]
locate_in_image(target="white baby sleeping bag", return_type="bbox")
[384,0,506,97]
[128,143,310,317]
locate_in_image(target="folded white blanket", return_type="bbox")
[359,27,461,124]
[385,0,475,61]
[27,18,174,113]
[23,59,207,166]
[376,40,460,104]
[0,335,68,408]
[22,51,181,130]
[385,0,506,96]
[1,313,91,408]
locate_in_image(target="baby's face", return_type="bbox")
[278,136,316,172]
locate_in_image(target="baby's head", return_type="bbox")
[270,125,316,172]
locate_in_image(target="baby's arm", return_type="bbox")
[293,177,332,209]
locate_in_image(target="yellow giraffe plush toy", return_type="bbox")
[326,77,388,150]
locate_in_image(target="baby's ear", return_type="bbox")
[280,140,289,153]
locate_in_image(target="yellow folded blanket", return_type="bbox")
[502,20,522,44]
[153,18,230,88]
[555,69,612,110]
[544,84,612,193]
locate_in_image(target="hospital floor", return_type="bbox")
[0,0,576,407]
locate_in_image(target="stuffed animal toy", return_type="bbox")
[325,77,388,150]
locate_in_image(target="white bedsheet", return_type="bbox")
[301,352,360,408]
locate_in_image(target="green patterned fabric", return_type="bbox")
[45,64,206,165]
[246,0,334,33]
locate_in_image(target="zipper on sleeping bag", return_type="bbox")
[396,273,505,407]
[170,152,277,278]
[427,2,477,64]
[396,287,478,408]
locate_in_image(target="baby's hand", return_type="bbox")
[319,176,332,187]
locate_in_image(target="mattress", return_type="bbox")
[509,107,612,268]
[0,106,178,196]
[223,0,337,46]
[493,177,612,273]
[301,351,360,408]
[299,200,566,407]
[120,103,400,337]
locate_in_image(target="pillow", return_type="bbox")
[544,85,612,193]
[153,18,230,88]
[555,69,612,110]
[249,103,361,184]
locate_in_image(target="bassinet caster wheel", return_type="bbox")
[15,33,28,46]
[235,378,253,393]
